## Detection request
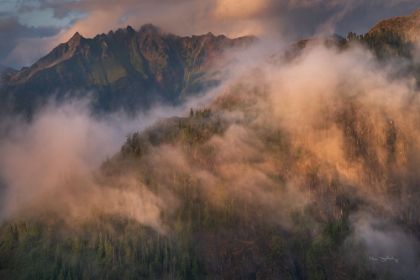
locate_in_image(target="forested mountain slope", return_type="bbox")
[1,11,420,280]
[368,10,420,42]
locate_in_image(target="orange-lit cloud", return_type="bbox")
[214,0,270,19]
[2,0,420,67]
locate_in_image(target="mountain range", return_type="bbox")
[0,24,255,117]
[1,9,419,118]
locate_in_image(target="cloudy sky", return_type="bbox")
[1,0,420,69]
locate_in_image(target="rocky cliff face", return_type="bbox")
[0,25,255,116]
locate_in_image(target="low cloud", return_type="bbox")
[0,98,183,232]
[1,22,420,276]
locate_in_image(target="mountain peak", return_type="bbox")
[68,31,83,46]
[3,25,256,113]
[71,32,82,40]
[139,24,161,34]
[126,25,135,34]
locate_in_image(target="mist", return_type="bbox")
[0,41,272,229]
[1,30,420,277]
[208,39,420,275]
[0,98,164,231]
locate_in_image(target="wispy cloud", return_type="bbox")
[1,0,420,68]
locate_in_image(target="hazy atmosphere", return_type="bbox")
[1,1,420,279]
[1,0,420,67]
